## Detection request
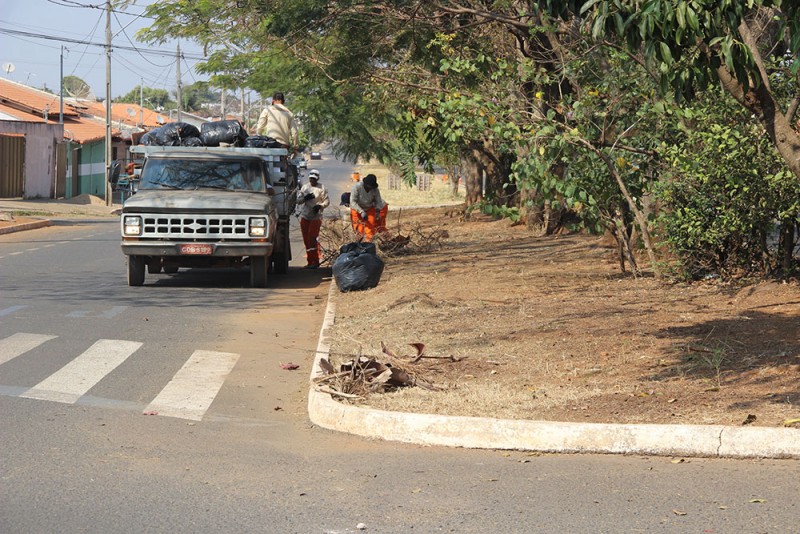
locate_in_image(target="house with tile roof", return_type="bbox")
[0,78,155,199]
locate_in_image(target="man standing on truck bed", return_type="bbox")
[297,169,330,269]
[256,92,299,157]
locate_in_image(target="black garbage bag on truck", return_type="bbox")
[332,242,384,292]
[140,122,200,146]
[181,136,204,147]
[139,128,159,145]
[244,135,283,148]
[200,120,248,147]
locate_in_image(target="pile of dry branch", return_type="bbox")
[317,213,449,265]
[313,342,464,400]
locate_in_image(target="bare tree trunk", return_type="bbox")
[714,21,800,186]
[462,156,483,205]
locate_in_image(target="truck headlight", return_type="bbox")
[123,216,142,236]
[249,217,267,237]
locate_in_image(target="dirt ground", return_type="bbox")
[322,206,800,428]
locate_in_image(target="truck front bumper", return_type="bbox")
[121,240,273,257]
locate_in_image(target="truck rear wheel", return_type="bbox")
[271,223,290,274]
[250,256,269,288]
[127,255,145,286]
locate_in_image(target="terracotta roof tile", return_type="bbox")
[81,100,168,129]
[0,78,81,118]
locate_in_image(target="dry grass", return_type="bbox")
[325,206,800,427]
[355,161,465,207]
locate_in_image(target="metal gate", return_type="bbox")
[0,134,25,197]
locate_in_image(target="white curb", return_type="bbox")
[308,282,800,459]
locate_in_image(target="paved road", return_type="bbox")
[1,151,798,532]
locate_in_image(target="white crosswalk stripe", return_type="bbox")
[21,339,143,404]
[144,350,240,421]
[0,333,56,365]
[2,334,242,421]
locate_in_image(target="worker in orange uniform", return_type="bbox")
[349,173,388,242]
[296,169,329,268]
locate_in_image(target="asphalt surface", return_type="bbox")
[1,175,799,460]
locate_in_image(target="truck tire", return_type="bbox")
[250,256,269,288]
[127,255,145,286]
[271,221,290,274]
[147,259,162,274]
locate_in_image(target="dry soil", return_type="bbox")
[322,206,800,429]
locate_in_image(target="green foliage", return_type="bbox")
[656,89,800,279]
[467,200,522,223]
[114,86,174,110]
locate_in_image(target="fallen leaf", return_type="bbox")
[409,342,426,359]
[667,398,677,403]
[280,362,300,370]
[741,414,757,425]
[273,406,283,411]
[672,509,687,516]
[380,341,397,358]
[782,418,800,427]
[143,411,158,416]
[671,458,686,464]
[749,498,766,503]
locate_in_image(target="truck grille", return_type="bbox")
[141,214,249,238]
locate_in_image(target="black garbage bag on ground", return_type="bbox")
[244,135,283,148]
[200,120,248,147]
[333,242,384,292]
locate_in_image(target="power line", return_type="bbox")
[112,11,173,67]
[44,0,152,18]
[0,26,207,60]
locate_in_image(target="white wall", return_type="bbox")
[0,121,63,198]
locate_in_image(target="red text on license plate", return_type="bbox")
[180,244,212,255]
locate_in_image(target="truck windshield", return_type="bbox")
[138,158,267,192]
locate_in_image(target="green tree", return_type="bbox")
[114,85,174,110]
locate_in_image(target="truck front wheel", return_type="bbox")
[250,256,269,288]
[127,255,145,286]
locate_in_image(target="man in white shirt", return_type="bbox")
[255,92,299,156]
[349,173,389,241]
[296,169,330,268]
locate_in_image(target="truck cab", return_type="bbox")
[121,146,297,287]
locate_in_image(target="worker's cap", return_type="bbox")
[363,174,378,188]
[308,169,320,179]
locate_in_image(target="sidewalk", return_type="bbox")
[0,196,120,235]
[309,284,800,459]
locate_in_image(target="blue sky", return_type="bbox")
[1,0,209,99]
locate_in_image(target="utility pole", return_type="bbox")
[139,77,143,128]
[104,0,112,207]
[220,88,225,119]
[240,87,245,124]
[175,43,182,122]
[59,45,64,125]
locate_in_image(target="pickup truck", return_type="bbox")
[121,146,297,287]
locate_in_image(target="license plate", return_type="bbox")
[180,244,213,255]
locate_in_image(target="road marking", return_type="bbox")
[21,339,142,404]
[0,305,27,318]
[0,333,56,366]
[66,306,128,319]
[9,251,23,256]
[144,350,239,421]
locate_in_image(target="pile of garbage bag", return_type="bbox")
[139,120,258,148]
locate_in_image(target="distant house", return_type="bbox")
[0,78,158,200]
